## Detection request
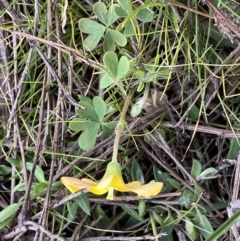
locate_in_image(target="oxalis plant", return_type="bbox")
[62,88,163,200]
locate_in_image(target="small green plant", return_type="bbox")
[69,95,118,150]
[79,2,127,51]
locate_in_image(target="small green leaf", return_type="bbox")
[185,217,197,240]
[106,4,119,25]
[79,18,105,34]
[83,32,104,51]
[103,51,118,77]
[124,21,135,36]
[76,101,99,122]
[117,55,129,79]
[131,159,144,184]
[108,29,127,47]
[193,214,214,238]
[69,118,87,132]
[95,204,110,228]
[6,157,21,168]
[75,194,91,216]
[166,178,180,189]
[93,2,108,25]
[0,165,12,175]
[100,73,114,89]
[179,190,193,209]
[67,202,78,222]
[196,167,219,181]
[121,205,143,221]
[0,203,21,229]
[161,209,175,241]
[188,103,200,121]
[118,0,132,13]
[136,9,154,22]
[114,6,128,17]
[79,122,100,150]
[227,138,240,159]
[31,182,48,195]
[93,96,106,121]
[138,200,146,218]
[26,163,46,183]
[191,159,202,178]
[130,98,145,117]
[102,121,117,139]
[104,30,116,52]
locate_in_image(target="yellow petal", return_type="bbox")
[88,185,108,195]
[61,177,97,193]
[129,182,163,197]
[125,181,141,189]
[106,187,115,200]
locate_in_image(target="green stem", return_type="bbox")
[112,87,136,162]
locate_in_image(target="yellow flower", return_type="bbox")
[61,161,163,200]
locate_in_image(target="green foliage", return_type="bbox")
[100,51,130,89]
[131,159,144,184]
[69,96,117,150]
[79,2,126,51]
[0,203,21,229]
[75,194,91,216]
[121,205,143,221]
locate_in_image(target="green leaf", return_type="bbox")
[191,159,202,178]
[95,204,110,228]
[153,166,172,192]
[93,96,106,121]
[69,118,88,132]
[121,205,143,221]
[106,4,119,25]
[76,101,99,122]
[131,159,144,184]
[79,18,105,34]
[114,6,128,17]
[79,122,100,150]
[185,217,197,240]
[161,209,175,241]
[103,51,118,77]
[166,178,180,189]
[0,203,21,229]
[67,202,78,222]
[108,29,127,47]
[227,138,240,159]
[118,0,132,13]
[6,157,21,168]
[100,73,114,89]
[93,2,108,25]
[179,190,192,209]
[0,165,12,175]
[188,103,199,121]
[26,162,46,183]
[83,32,104,51]
[75,194,91,216]
[103,30,116,52]
[31,182,48,195]
[193,214,214,239]
[136,9,154,22]
[102,121,117,139]
[130,98,144,117]
[124,21,135,36]
[196,167,219,181]
[138,200,146,218]
[117,55,129,79]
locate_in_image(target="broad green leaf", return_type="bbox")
[227,138,240,159]
[100,73,114,88]
[31,182,48,195]
[166,178,180,189]
[75,194,91,215]
[185,217,197,240]
[95,204,110,228]
[188,103,199,121]
[0,165,11,175]
[106,4,119,25]
[121,205,143,221]
[93,2,108,25]
[79,123,100,150]
[79,18,105,34]
[131,159,144,184]
[103,51,118,77]
[83,31,105,51]
[6,157,20,168]
[196,167,219,181]
[153,166,172,192]
[102,121,118,129]
[108,29,127,47]
[136,9,154,22]
[179,190,192,209]
[114,6,128,17]
[76,101,99,122]
[130,98,144,117]
[193,214,214,238]
[93,96,106,121]
[161,210,175,241]
[104,30,116,52]
[78,95,93,103]
[69,118,91,132]
[117,55,129,79]
[0,203,21,225]
[26,162,46,183]
[124,21,135,36]
[118,0,132,13]
[102,121,117,139]
[152,211,163,225]
[191,159,202,178]
[138,200,146,218]
[67,202,78,222]
[13,182,25,192]
[0,214,17,230]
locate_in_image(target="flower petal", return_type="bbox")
[125,181,141,189]
[61,177,97,193]
[129,182,163,197]
[88,185,109,195]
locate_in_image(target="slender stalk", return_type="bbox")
[112,87,136,162]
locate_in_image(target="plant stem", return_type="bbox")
[112,87,136,162]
